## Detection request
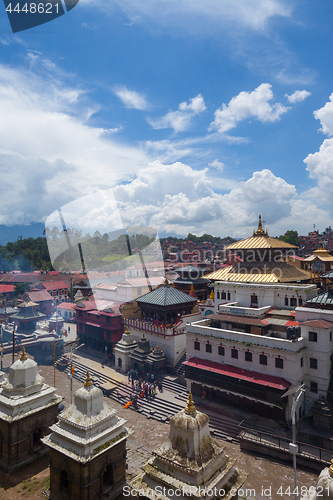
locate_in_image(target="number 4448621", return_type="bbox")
[6,3,59,13]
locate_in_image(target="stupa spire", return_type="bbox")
[184,391,196,415]
[84,370,93,387]
[20,347,27,361]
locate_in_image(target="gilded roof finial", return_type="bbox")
[125,327,131,334]
[20,347,27,361]
[84,370,93,387]
[209,289,214,300]
[329,458,333,477]
[184,391,196,414]
[258,214,264,232]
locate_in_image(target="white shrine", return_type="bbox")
[131,392,247,500]
[43,370,131,499]
[0,347,62,471]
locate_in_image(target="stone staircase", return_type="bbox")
[62,359,241,443]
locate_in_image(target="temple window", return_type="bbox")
[194,341,200,351]
[290,297,297,307]
[206,343,212,353]
[300,357,303,367]
[60,470,69,491]
[285,297,289,306]
[310,358,318,369]
[231,348,238,359]
[218,346,225,356]
[275,357,283,369]
[245,351,252,362]
[310,381,318,393]
[227,291,231,300]
[309,331,317,342]
[217,291,220,299]
[299,297,303,306]
[221,292,226,300]
[103,465,113,489]
[260,354,267,365]
[250,294,258,307]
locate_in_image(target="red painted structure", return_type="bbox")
[74,300,123,355]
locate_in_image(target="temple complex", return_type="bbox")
[130,392,247,500]
[205,215,311,284]
[43,370,130,500]
[123,280,201,366]
[10,300,46,333]
[0,347,61,471]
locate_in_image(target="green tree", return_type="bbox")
[279,230,300,246]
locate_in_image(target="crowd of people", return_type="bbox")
[127,369,163,408]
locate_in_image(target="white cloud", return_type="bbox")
[302,95,333,205]
[285,90,311,104]
[147,94,206,133]
[210,83,290,134]
[0,58,151,225]
[179,94,206,114]
[113,85,149,110]
[208,159,225,172]
[313,93,333,136]
[112,162,302,237]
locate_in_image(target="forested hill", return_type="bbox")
[0,236,51,272]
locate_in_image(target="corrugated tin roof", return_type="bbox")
[136,285,197,307]
[306,291,333,306]
[323,271,333,279]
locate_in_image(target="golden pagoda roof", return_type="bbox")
[304,248,333,262]
[225,215,296,251]
[205,262,311,283]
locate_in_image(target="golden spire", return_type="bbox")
[184,391,196,414]
[125,327,131,334]
[20,347,27,361]
[257,214,264,233]
[329,458,333,477]
[209,289,214,300]
[84,370,93,387]
[254,214,266,236]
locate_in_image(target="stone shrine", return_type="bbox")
[130,392,247,500]
[0,347,61,471]
[43,370,130,500]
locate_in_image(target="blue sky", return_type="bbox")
[0,0,332,238]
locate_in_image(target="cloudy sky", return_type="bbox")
[0,0,332,238]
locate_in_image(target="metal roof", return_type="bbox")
[323,271,333,279]
[205,261,311,283]
[225,235,296,250]
[136,285,197,307]
[307,290,333,306]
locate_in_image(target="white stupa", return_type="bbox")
[131,392,247,500]
[42,369,130,462]
[0,347,62,471]
[0,346,61,419]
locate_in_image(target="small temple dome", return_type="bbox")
[4,348,43,394]
[74,370,104,417]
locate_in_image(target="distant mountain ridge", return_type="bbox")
[0,223,45,246]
